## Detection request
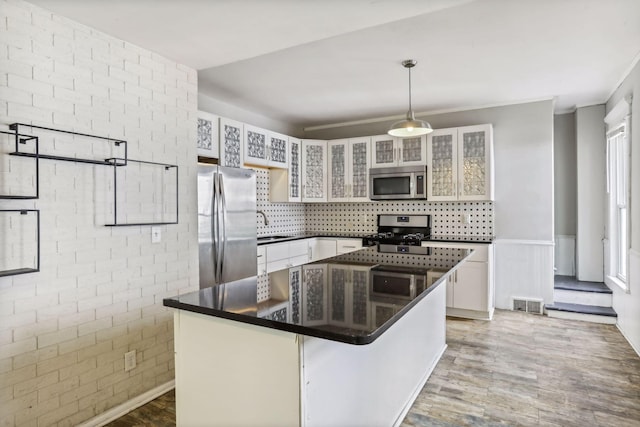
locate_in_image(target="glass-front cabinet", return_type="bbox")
[268,131,288,169]
[243,124,269,167]
[243,125,289,169]
[196,111,219,159]
[301,140,328,202]
[269,137,301,202]
[218,117,244,168]
[371,134,427,168]
[427,124,493,201]
[327,137,370,202]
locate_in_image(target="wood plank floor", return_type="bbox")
[107,310,640,426]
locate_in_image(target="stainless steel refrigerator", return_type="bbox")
[198,164,257,289]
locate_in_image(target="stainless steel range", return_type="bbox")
[362,214,431,255]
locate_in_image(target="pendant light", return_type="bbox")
[388,59,433,137]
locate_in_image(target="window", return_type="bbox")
[605,98,631,290]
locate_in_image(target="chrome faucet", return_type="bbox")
[257,210,269,226]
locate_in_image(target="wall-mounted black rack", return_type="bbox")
[105,158,179,227]
[8,123,127,166]
[0,209,40,277]
[0,130,39,199]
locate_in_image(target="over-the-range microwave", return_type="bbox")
[369,165,427,200]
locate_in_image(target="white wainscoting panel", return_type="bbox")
[612,249,640,357]
[494,239,555,310]
[554,235,576,276]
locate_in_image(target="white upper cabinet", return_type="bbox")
[219,117,244,168]
[371,134,427,168]
[427,124,494,201]
[268,131,289,169]
[196,111,219,159]
[243,125,289,169]
[328,137,371,202]
[243,124,269,167]
[427,128,457,200]
[458,125,493,200]
[301,140,328,202]
[269,136,302,202]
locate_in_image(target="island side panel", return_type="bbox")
[173,310,301,426]
[300,283,447,427]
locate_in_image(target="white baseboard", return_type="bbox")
[77,380,175,427]
[617,324,640,358]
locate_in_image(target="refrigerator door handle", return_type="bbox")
[211,172,219,284]
[218,173,227,282]
[216,172,224,284]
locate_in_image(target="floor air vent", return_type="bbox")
[512,297,544,314]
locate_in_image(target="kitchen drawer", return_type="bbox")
[421,241,489,262]
[289,240,308,257]
[257,246,266,262]
[266,242,289,262]
[267,258,290,274]
[289,254,309,267]
[336,239,362,254]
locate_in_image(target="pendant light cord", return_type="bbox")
[408,65,412,113]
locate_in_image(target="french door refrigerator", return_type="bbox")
[198,164,257,289]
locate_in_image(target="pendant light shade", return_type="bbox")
[388,59,433,137]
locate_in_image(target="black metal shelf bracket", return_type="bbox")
[0,209,40,277]
[9,123,127,166]
[105,158,179,227]
[0,130,39,199]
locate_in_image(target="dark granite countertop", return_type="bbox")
[257,233,494,245]
[424,235,495,244]
[257,232,369,245]
[164,246,471,345]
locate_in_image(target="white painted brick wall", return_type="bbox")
[0,0,198,425]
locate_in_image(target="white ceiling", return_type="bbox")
[29,0,640,128]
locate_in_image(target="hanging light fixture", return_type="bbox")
[388,59,433,137]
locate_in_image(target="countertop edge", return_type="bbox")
[258,233,495,245]
[163,274,449,346]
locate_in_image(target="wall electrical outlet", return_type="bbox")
[151,226,161,243]
[461,213,471,224]
[124,350,136,372]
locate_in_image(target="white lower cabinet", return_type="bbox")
[265,240,311,274]
[447,261,489,313]
[262,238,351,274]
[422,241,494,320]
[257,245,267,276]
[336,238,362,254]
[308,238,337,261]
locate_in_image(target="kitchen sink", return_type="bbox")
[257,235,293,242]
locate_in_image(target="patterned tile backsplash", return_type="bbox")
[254,168,494,238]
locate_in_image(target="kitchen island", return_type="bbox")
[164,246,472,427]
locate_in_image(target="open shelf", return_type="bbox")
[0,210,40,277]
[105,158,179,227]
[0,130,39,199]
[9,123,127,166]
[0,267,39,278]
[10,152,126,166]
